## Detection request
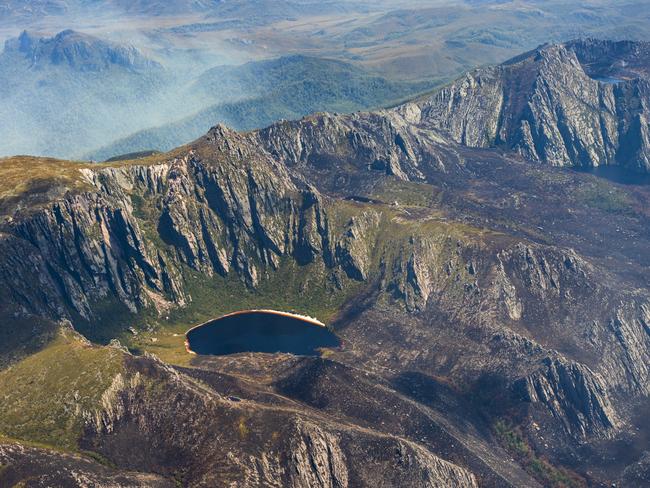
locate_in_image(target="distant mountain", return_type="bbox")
[0,30,173,158]
[412,39,650,171]
[4,29,159,71]
[85,55,434,161]
[0,0,366,21]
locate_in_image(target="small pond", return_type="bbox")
[574,166,650,186]
[185,310,340,356]
[592,76,624,84]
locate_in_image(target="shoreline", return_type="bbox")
[184,309,326,355]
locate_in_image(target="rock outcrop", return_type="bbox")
[82,355,479,488]
[414,39,650,171]
[514,357,618,438]
[0,442,175,487]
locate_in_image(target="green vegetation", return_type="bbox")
[494,420,586,488]
[371,178,441,207]
[0,150,183,215]
[575,181,634,214]
[237,416,250,439]
[0,156,91,203]
[105,150,162,162]
[0,327,125,450]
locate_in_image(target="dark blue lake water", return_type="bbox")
[186,311,340,356]
[574,166,650,186]
[592,76,624,84]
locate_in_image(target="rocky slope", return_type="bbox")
[1,40,650,487]
[0,442,175,487]
[412,39,650,171]
[85,352,481,487]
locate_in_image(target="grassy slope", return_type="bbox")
[0,151,187,215]
[0,157,91,203]
[0,327,125,450]
[107,257,365,366]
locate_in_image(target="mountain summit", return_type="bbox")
[412,39,650,171]
[4,29,160,71]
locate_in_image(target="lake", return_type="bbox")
[592,76,624,84]
[574,165,650,185]
[185,310,340,356]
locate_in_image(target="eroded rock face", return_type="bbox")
[0,147,349,322]
[514,357,617,438]
[416,39,650,171]
[289,421,349,488]
[335,211,380,281]
[257,111,426,183]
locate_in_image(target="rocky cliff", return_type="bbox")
[412,39,650,171]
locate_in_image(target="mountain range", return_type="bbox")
[0,29,432,160]
[418,38,650,171]
[0,39,649,487]
[85,55,433,161]
[0,30,170,157]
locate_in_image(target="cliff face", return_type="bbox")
[2,40,650,487]
[0,139,333,323]
[414,39,650,171]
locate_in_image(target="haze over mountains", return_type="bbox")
[0,28,432,159]
[0,30,171,157]
[2,1,650,159]
[84,55,432,161]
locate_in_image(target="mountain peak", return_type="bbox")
[416,38,650,170]
[3,29,160,72]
